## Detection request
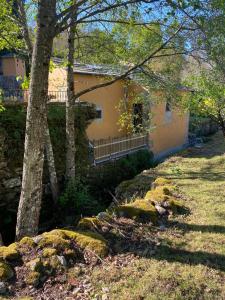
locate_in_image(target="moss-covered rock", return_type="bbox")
[26,258,43,272]
[60,230,108,258]
[38,232,70,250]
[25,271,40,287]
[115,174,154,202]
[153,177,172,187]
[116,199,158,224]
[0,262,13,281]
[19,237,36,248]
[37,229,108,258]
[42,248,57,258]
[0,243,19,261]
[77,217,102,231]
[145,185,176,203]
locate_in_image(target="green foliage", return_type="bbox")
[0,0,25,52]
[58,177,103,216]
[184,70,225,128]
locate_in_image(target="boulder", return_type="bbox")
[0,262,13,281]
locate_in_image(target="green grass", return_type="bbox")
[89,132,225,300]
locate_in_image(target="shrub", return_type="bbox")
[58,176,103,216]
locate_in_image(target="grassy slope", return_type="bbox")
[90,132,225,300]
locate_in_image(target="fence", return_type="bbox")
[0,89,68,103]
[91,134,149,164]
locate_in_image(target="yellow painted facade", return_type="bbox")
[48,67,189,155]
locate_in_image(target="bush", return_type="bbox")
[87,150,154,206]
[58,177,103,217]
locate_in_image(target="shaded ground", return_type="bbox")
[3,132,225,300]
[89,132,225,300]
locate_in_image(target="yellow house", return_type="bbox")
[0,51,26,91]
[49,62,189,161]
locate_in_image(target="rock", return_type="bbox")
[57,255,67,267]
[26,258,43,272]
[97,212,111,221]
[3,177,21,188]
[32,235,43,244]
[0,262,14,281]
[159,224,166,231]
[155,204,167,215]
[0,281,7,294]
[42,248,57,258]
[0,243,19,261]
[102,287,109,293]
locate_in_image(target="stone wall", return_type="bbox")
[0,103,96,243]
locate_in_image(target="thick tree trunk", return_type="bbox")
[16,0,56,240]
[45,125,59,205]
[66,23,76,180]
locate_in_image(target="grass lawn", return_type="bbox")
[90,132,225,300]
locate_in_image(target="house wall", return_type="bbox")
[1,57,25,77]
[48,67,189,155]
[49,68,126,140]
[123,83,189,155]
[150,101,189,155]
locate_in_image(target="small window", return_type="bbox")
[166,102,171,112]
[165,101,172,123]
[95,107,102,120]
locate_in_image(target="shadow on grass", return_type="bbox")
[170,221,225,234]
[154,244,225,272]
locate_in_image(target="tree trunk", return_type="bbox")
[0,233,3,246]
[16,0,56,240]
[45,125,59,205]
[66,22,76,180]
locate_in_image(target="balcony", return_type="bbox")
[90,134,149,164]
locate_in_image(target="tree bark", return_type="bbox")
[66,22,76,180]
[45,125,59,205]
[16,0,56,240]
[0,233,3,246]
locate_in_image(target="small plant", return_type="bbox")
[58,177,103,216]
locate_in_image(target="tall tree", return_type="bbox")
[16,0,57,239]
[66,4,76,180]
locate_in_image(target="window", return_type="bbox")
[96,109,102,119]
[165,101,172,123]
[95,106,103,121]
[133,103,143,132]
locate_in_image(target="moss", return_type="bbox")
[0,243,19,261]
[115,174,155,201]
[19,237,36,248]
[116,199,158,224]
[77,217,102,231]
[60,230,108,258]
[153,177,172,187]
[145,185,176,203]
[0,262,14,281]
[63,248,77,258]
[38,232,70,250]
[42,248,57,258]
[37,229,108,258]
[25,271,40,287]
[26,258,43,272]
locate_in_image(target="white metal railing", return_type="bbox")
[91,134,149,163]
